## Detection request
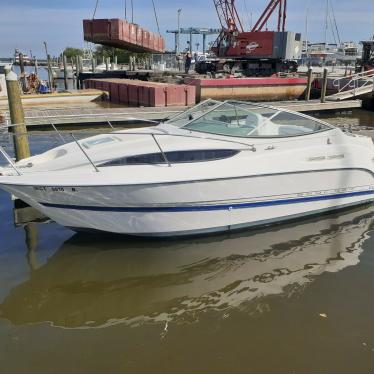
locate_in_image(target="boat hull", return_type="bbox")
[2,168,374,236]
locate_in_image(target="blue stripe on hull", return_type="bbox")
[40,189,374,213]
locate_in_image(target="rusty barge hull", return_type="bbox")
[186,77,308,102]
[83,19,165,54]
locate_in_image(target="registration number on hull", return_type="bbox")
[33,186,77,192]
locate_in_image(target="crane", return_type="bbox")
[213,0,243,33]
[195,0,301,76]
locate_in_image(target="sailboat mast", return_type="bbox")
[305,0,310,55]
[324,0,329,47]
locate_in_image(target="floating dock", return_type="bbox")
[85,79,196,107]
[83,19,165,53]
[0,89,106,110]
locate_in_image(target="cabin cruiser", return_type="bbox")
[0,100,373,236]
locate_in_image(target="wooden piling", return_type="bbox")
[92,58,96,73]
[305,68,313,101]
[18,53,27,92]
[46,54,54,92]
[320,68,328,103]
[5,68,30,161]
[105,57,109,71]
[75,56,80,89]
[70,57,76,89]
[79,56,83,73]
[34,58,38,75]
[44,41,54,92]
[63,54,68,90]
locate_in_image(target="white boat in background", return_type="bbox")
[0,100,373,237]
[0,63,12,97]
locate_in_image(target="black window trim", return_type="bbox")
[98,149,240,167]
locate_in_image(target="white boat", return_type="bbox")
[0,100,373,237]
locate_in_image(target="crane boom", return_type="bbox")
[213,0,244,33]
[251,0,287,32]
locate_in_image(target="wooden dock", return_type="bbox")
[1,99,362,130]
[0,89,106,111]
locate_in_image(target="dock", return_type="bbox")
[0,99,362,130]
[0,89,106,110]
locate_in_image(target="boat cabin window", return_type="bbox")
[167,100,332,138]
[99,149,239,166]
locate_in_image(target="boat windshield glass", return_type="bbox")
[167,100,333,138]
[165,99,221,127]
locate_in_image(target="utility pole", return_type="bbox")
[177,9,182,55]
[44,41,54,92]
[321,68,328,103]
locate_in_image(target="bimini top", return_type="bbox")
[166,99,333,138]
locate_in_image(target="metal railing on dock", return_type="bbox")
[328,69,374,101]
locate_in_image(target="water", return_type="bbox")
[1,112,374,373]
[319,109,374,127]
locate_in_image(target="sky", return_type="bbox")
[0,0,373,57]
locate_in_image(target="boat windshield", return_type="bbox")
[166,100,333,138]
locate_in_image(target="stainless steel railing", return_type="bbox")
[0,124,257,174]
[332,69,374,96]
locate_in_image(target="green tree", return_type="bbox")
[62,47,84,59]
[94,46,150,64]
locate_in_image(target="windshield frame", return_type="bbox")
[166,99,335,139]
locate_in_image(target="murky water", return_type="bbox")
[1,111,374,373]
[319,109,374,128]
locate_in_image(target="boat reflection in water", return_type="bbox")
[1,205,373,329]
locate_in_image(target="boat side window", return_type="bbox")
[99,149,239,167]
[269,111,331,136]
